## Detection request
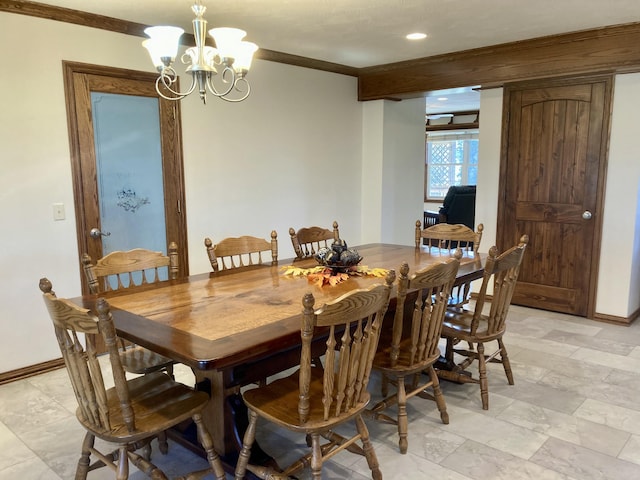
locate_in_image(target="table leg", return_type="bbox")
[168,369,275,477]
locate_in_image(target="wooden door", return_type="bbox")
[498,76,612,317]
[63,62,189,294]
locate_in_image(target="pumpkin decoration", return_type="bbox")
[314,238,362,271]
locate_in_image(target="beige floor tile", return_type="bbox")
[507,332,581,357]
[426,404,549,459]
[497,400,630,457]
[570,346,640,373]
[352,441,472,480]
[542,329,636,356]
[510,347,613,381]
[531,437,640,479]
[517,315,603,337]
[574,398,640,433]
[25,367,78,414]
[0,457,63,480]
[491,376,585,414]
[619,434,640,465]
[539,369,640,412]
[0,421,39,471]
[404,422,467,463]
[0,379,72,436]
[441,439,575,480]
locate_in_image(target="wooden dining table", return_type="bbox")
[76,242,484,471]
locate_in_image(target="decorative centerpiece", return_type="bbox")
[281,239,387,287]
[314,238,362,273]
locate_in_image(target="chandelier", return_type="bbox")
[142,1,258,104]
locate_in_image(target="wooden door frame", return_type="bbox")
[497,73,613,319]
[62,61,189,294]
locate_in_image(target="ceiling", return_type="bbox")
[31,0,640,112]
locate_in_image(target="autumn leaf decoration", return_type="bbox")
[280,265,389,287]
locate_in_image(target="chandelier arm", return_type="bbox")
[155,72,198,101]
[219,77,251,102]
[204,66,237,98]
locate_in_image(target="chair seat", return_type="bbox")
[77,371,209,444]
[243,368,370,434]
[442,309,505,342]
[120,346,175,375]
[373,340,440,376]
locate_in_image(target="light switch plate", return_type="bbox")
[53,203,65,221]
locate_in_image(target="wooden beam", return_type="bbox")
[358,22,640,100]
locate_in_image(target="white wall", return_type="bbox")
[180,59,364,274]
[475,88,504,251]
[361,99,425,246]
[360,101,385,244]
[0,13,364,372]
[598,73,640,317]
[381,98,426,245]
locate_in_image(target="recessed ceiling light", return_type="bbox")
[406,32,427,40]
[438,97,448,101]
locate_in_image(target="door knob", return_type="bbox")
[89,227,111,239]
[582,211,592,220]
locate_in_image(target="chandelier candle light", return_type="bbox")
[142,1,258,104]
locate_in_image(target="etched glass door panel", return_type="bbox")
[91,92,168,284]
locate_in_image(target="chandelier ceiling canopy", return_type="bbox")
[142,1,258,104]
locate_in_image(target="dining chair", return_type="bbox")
[437,235,528,410]
[415,221,484,309]
[39,278,226,480]
[204,231,278,272]
[80,244,178,378]
[289,220,340,259]
[369,253,461,453]
[234,271,396,480]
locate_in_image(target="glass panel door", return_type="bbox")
[91,92,168,284]
[64,62,188,295]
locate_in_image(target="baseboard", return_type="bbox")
[593,306,640,326]
[0,358,65,385]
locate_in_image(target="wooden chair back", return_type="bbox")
[289,221,340,259]
[298,270,395,424]
[204,231,278,272]
[39,278,134,434]
[390,253,461,368]
[81,242,179,294]
[416,221,483,254]
[469,235,529,336]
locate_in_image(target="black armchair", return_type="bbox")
[438,185,476,229]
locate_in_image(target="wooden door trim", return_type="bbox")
[63,61,189,294]
[497,73,613,319]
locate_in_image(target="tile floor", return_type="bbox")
[2,304,640,479]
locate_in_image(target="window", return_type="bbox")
[425,131,478,200]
